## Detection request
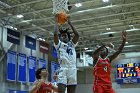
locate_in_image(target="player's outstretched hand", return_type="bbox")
[122,31,127,41]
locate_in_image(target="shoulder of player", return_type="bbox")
[68,40,77,48]
[33,80,40,85]
[107,56,112,62]
[46,82,54,86]
[68,40,74,45]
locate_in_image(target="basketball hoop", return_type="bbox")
[52,0,69,25]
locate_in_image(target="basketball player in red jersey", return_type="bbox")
[92,31,127,93]
[30,68,58,93]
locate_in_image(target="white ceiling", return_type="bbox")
[0,0,140,53]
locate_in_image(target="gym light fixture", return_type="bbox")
[75,3,82,7]
[16,14,23,18]
[102,0,109,2]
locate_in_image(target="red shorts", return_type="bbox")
[93,84,115,93]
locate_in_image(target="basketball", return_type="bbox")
[57,12,68,24]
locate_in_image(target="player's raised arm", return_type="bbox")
[109,31,127,62]
[67,16,79,44]
[54,14,59,45]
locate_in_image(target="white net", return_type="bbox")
[52,0,69,14]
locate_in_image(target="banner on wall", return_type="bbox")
[38,59,47,68]
[28,56,36,82]
[25,35,36,50]
[39,41,49,54]
[9,89,29,93]
[18,53,27,82]
[7,50,16,81]
[51,62,60,82]
[7,28,20,45]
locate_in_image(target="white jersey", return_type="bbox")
[54,40,76,68]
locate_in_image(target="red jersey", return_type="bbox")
[93,56,112,85]
[36,82,53,93]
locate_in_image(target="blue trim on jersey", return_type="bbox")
[69,40,74,46]
[57,42,61,50]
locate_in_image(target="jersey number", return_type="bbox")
[104,66,107,72]
[67,48,73,55]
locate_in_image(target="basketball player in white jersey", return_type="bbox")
[54,15,79,93]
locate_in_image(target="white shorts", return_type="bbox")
[58,67,77,85]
